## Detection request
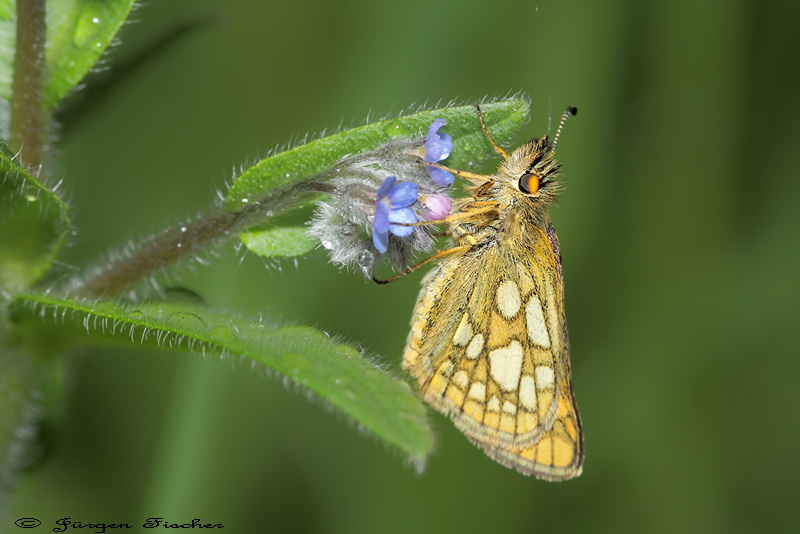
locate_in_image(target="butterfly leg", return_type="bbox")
[372,244,471,284]
[401,201,500,228]
[372,202,498,284]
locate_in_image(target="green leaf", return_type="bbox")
[45,0,136,108]
[0,0,136,109]
[239,202,319,258]
[228,97,530,258]
[10,293,434,465]
[0,145,71,296]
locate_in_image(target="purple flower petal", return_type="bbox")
[372,176,422,253]
[437,132,452,160]
[388,181,419,208]
[373,227,389,253]
[388,207,417,237]
[373,200,390,234]
[426,166,454,186]
[376,175,396,200]
[428,117,447,135]
[424,137,446,163]
[424,118,453,163]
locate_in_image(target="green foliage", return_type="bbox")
[10,294,433,462]
[0,0,136,108]
[0,144,70,296]
[238,202,319,258]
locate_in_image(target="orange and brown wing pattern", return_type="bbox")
[472,368,583,481]
[403,223,583,480]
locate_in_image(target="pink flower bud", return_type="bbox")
[421,193,452,221]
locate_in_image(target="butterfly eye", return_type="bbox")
[518,173,540,194]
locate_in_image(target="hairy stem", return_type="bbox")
[74,180,333,298]
[10,0,49,170]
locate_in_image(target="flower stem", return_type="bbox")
[74,180,333,298]
[10,0,49,171]
[76,209,244,298]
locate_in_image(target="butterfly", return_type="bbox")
[401,105,583,480]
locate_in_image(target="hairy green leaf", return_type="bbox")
[0,0,136,108]
[239,202,319,258]
[45,0,136,108]
[0,146,70,296]
[10,294,434,464]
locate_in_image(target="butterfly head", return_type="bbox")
[496,106,576,204]
[497,136,562,204]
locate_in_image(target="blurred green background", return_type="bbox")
[12,0,800,532]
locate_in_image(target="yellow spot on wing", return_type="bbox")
[445,385,465,406]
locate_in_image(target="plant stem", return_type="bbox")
[74,180,332,298]
[76,209,243,298]
[10,0,49,171]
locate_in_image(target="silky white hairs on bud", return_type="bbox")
[308,138,450,278]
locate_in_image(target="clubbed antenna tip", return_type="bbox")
[552,106,577,150]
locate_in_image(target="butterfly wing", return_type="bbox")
[403,221,583,480]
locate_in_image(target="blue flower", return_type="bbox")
[372,176,419,253]
[424,118,454,186]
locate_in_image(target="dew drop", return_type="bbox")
[357,250,375,269]
[73,5,103,48]
[164,311,209,331]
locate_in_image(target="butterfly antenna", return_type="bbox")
[476,104,510,159]
[551,106,577,151]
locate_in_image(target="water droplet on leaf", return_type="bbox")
[73,5,103,48]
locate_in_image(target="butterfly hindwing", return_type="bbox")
[403,219,583,480]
